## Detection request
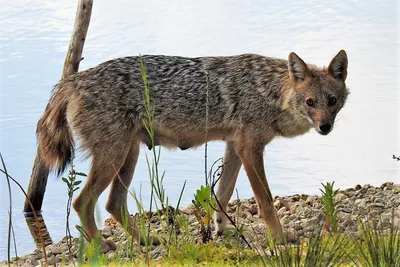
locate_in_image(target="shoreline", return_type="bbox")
[2,182,400,266]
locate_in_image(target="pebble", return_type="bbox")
[3,183,399,266]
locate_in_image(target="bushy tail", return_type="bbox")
[37,85,73,175]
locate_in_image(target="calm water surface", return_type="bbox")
[0,0,399,259]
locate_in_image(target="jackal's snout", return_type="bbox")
[317,122,333,135]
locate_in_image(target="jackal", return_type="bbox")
[34,50,348,249]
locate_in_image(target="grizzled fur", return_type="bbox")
[36,50,349,248]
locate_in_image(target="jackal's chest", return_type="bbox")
[275,115,312,138]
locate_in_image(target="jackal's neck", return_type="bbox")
[280,76,296,111]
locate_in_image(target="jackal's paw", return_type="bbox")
[140,235,165,246]
[100,239,117,254]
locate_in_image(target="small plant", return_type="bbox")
[137,55,188,260]
[320,181,340,233]
[62,149,85,249]
[265,227,351,267]
[192,185,216,243]
[0,154,49,266]
[83,236,109,266]
[164,241,262,266]
[353,215,400,267]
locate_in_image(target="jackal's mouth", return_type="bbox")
[316,129,330,135]
[315,123,333,135]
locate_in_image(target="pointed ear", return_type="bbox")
[328,50,348,81]
[288,52,310,82]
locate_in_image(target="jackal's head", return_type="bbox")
[287,50,349,135]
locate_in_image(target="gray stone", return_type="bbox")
[102,227,113,238]
[47,255,59,265]
[277,206,288,216]
[290,195,300,202]
[274,199,285,209]
[150,245,164,259]
[334,193,348,202]
[366,203,385,211]
[249,204,258,215]
[303,217,319,226]
[7,183,399,267]
[355,199,366,206]
[357,187,368,195]
[353,184,362,190]
[51,243,68,255]
[108,252,116,260]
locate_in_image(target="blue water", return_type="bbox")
[0,0,399,259]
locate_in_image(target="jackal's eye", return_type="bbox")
[328,96,337,106]
[306,99,315,107]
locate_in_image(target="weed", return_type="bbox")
[353,214,400,267]
[320,181,340,233]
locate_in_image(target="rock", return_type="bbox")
[188,215,197,224]
[47,255,59,265]
[355,198,366,206]
[353,184,362,190]
[290,194,300,202]
[345,187,354,193]
[334,193,348,202]
[393,185,400,194]
[366,203,385,211]
[302,217,319,227]
[102,227,113,238]
[300,194,309,201]
[294,223,303,231]
[5,182,399,267]
[108,252,116,260]
[274,199,285,209]
[277,206,288,216]
[150,245,164,259]
[231,199,240,206]
[305,196,316,204]
[51,243,68,255]
[367,187,377,194]
[249,204,258,215]
[357,187,368,195]
[241,211,252,219]
[380,182,394,189]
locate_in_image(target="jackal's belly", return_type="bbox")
[138,125,235,150]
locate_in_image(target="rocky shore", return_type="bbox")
[3,182,400,266]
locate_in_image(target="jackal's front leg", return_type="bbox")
[214,141,242,235]
[235,139,283,242]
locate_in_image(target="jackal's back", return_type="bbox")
[63,54,288,140]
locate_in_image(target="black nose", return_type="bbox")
[319,123,332,133]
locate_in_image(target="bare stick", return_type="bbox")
[24,0,93,214]
[62,0,93,79]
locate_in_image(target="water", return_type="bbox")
[0,0,399,259]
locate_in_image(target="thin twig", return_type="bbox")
[7,211,18,266]
[0,165,49,267]
[65,149,77,267]
[1,153,13,266]
[204,70,210,186]
[208,158,253,249]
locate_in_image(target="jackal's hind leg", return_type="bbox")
[105,139,161,246]
[73,146,129,251]
[214,141,242,235]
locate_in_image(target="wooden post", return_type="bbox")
[62,0,93,79]
[24,0,93,214]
